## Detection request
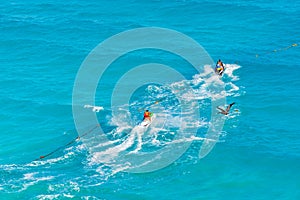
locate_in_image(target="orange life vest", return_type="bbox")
[144,111,150,118]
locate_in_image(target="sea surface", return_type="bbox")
[0,0,300,199]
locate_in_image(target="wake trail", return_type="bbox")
[83,64,242,172]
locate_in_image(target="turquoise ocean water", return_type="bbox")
[1,0,300,199]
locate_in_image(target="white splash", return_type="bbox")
[84,104,104,112]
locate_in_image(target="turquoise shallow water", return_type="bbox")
[1,0,300,199]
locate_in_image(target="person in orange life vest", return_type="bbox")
[215,59,225,75]
[143,110,152,121]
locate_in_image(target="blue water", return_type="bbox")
[1,0,300,199]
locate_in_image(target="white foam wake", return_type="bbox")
[88,63,241,173]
